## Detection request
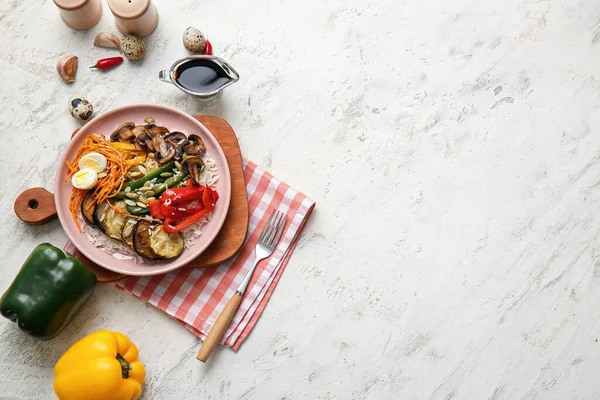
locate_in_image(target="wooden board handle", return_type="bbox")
[14,187,57,226]
[13,128,78,226]
[196,293,243,362]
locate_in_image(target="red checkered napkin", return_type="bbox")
[112,158,315,351]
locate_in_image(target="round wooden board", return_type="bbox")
[14,115,249,283]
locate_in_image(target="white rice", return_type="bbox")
[82,153,220,263]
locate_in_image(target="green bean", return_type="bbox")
[113,162,176,199]
[125,205,149,216]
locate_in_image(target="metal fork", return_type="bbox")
[197,209,287,362]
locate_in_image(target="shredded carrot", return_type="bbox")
[69,189,86,232]
[66,134,147,232]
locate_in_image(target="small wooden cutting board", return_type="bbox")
[14,115,249,283]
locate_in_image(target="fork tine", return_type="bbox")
[271,215,287,247]
[259,211,275,242]
[266,211,283,245]
[266,211,281,241]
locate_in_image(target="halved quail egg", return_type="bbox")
[71,168,98,190]
[78,152,107,172]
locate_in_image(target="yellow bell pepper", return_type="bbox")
[126,154,147,168]
[110,142,137,151]
[109,142,147,167]
[53,330,146,400]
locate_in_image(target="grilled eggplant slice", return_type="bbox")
[121,218,138,249]
[100,201,128,240]
[133,220,159,260]
[93,201,111,232]
[149,225,184,259]
[81,191,97,226]
[132,220,184,260]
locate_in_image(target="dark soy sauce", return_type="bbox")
[174,59,231,93]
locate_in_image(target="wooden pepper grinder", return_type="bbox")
[53,0,103,30]
[107,0,159,38]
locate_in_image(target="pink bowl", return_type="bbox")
[54,104,232,276]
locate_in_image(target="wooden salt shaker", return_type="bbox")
[107,0,159,38]
[53,0,103,30]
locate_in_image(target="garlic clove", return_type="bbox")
[57,55,78,83]
[94,32,121,50]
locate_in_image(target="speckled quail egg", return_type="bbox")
[183,27,206,53]
[68,96,93,121]
[120,35,146,61]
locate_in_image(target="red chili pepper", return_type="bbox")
[90,56,124,71]
[163,187,216,233]
[203,40,213,55]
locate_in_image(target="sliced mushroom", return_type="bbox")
[110,122,135,142]
[151,134,164,153]
[164,132,189,160]
[183,134,206,156]
[144,124,170,138]
[152,134,176,164]
[134,126,154,151]
[181,156,205,185]
[164,131,187,145]
[144,124,157,138]
[132,125,147,136]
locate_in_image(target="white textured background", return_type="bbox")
[2,0,600,398]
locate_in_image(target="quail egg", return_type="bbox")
[183,27,206,53]
[69,96,93,121]
[120,35,146,61]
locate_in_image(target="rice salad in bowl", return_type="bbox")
[65,117,221,264]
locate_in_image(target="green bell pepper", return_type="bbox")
[0,243,97,340]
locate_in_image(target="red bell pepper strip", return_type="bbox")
[160,203,205,220]
[148,200,164,219]
[163,187,216,233]
[163,209,211,233]
[161,186,205,206]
